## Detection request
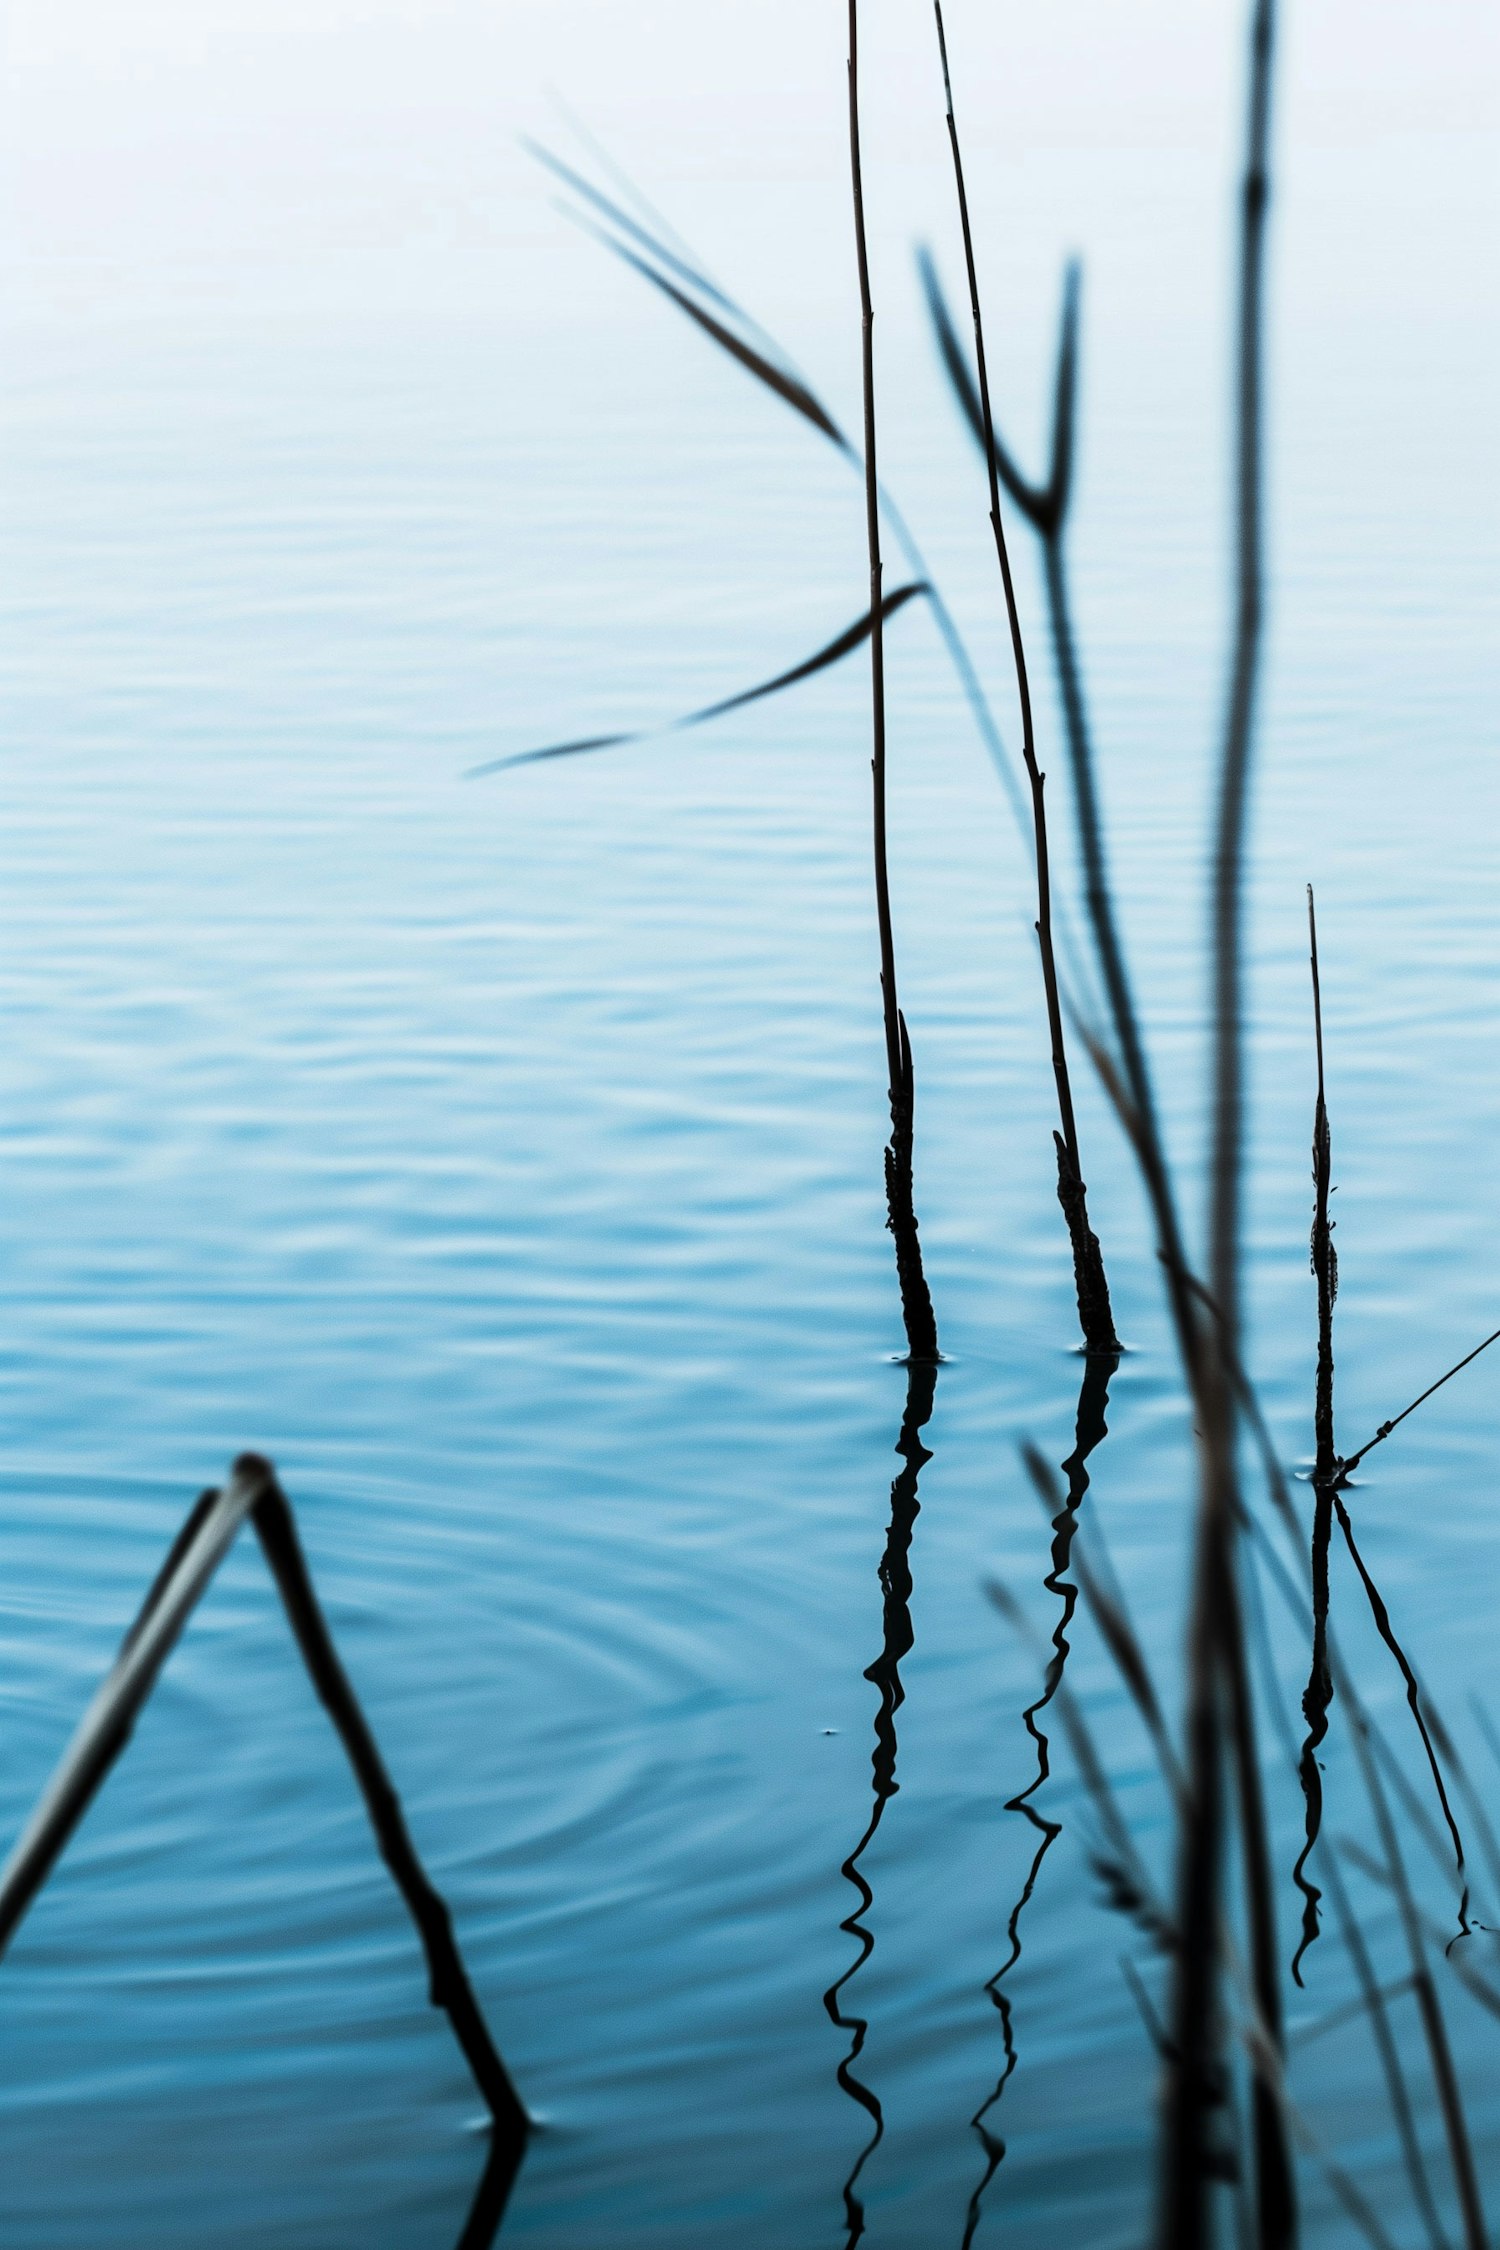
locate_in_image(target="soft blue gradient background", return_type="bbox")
[0,2,1496,2242]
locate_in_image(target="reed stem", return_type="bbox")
[932,0,1117,1353]
[1292,887,1338,1980]
[847,0,939,1362]
[1161,7,1287,2245]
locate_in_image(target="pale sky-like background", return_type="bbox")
[2,2,1493,306]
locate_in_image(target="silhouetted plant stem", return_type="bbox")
[1292,888,1338,1981]
[250,1480,530,2159]
[848,0,938,1363]
[919,244,1196,1334]
[931,0,1117,1353]
[1162,6,1288,2247]
[1041,533,1175,1276]
[1338,1324,1500,1478]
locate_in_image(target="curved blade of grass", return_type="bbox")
[580,221,849,452]
[466,583,926,779]
[695,583,927,721]
[547,96,729,309]
[1047,264,1082,525]
[536,136,1054,882]
[915,244,1047,526]
[526,137,739,314]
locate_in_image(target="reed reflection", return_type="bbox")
[962,1347,1118,2247]
[822,1355,938,2248]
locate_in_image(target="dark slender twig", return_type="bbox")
[1291,888,1338,1980]
[1339,1327,1500,1477]
[931,0,1118,1352]
[847,0,939,1361]
[0,1456,529,2244]
[0,1469,264,1949]
[249,1480,529,2148]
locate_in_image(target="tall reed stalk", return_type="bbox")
[1160,9,1287,2248]
[847,0,939,1363]
[1292,888,1337,1977]
[930,0,1118,1355]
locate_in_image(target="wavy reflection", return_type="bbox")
[962,1348,1118,2248]
[822,1356,939,2247]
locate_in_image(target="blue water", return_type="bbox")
[1,10,1498,2243]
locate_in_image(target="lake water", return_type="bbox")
[0,3,1497,2243]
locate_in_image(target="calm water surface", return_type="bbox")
[0,36,1498,2245]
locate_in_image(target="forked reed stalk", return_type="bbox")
[917,252,1193,1306]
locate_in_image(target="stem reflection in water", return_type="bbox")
[962,1349,1118,2246]
[823,1357,938,2248]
